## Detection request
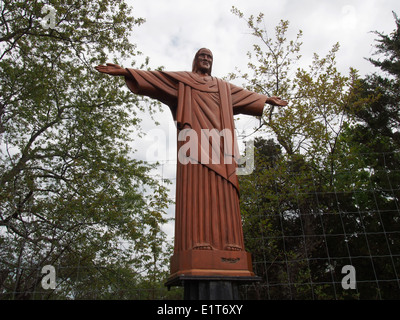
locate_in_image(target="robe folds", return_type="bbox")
[125,70,266,252]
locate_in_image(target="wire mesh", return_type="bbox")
[240,151,400,300]
[1,152,399,300]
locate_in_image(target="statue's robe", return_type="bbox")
[125,70,266,255]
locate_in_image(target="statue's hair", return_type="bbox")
[192,48,213,75]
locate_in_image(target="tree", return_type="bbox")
[336,11,400,299]
[348,12,400,150]
[0,0,172,299]
[231,7,358,158]
[235,8,400,300]
[232,7,361,299]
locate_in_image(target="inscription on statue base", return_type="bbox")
[169,249,255,279]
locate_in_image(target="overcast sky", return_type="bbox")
[123,0,400,239]
[128,0,399,76]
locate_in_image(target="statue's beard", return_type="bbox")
[199,66,211,74]
[196,63,212,75]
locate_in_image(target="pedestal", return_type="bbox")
[169,249,255,278]
[165,249,261,300]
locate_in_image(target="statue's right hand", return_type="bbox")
[94,63,128,76]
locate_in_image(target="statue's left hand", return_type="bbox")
[94,63,129,77]
[267,96,288,106]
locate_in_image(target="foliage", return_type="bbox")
[234,7,400,299]
[0,0,171,299]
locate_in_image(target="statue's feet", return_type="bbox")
[224,245,242,251]
[192,244,243,251]
[193,244,213,250]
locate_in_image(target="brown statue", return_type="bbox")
[95,48,287,279]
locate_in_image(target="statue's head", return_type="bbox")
[192,48,213,76]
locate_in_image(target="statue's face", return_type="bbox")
[194,48,213,75]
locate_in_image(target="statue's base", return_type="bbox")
[169,249,255,278]
[165,275,261,300]
[166,249,261,299]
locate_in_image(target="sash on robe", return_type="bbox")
[125,70,266,192]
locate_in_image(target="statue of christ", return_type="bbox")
[95,48,287,278]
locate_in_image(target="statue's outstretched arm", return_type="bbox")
[265,96,288,106]
[95,63,130,77]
